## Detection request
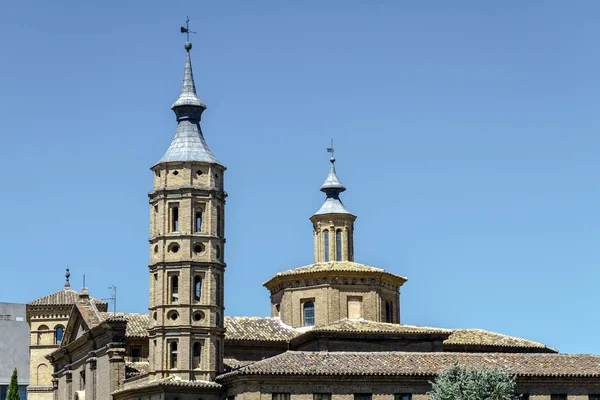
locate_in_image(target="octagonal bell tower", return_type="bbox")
[148,41,226,382]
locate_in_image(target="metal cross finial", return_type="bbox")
[327,139,335,162]
[180,16,197,42]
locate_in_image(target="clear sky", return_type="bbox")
[1,1,599,354]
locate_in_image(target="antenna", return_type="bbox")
[83,274,86,288]
[105,285,117,314]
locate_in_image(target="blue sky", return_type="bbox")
[1,1,599,354]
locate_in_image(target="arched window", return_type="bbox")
[303,301,315,326]
[192,342,202,369]
[194,276,202,302]
[170,342,178,369]
[171,275,179,303]
[195,209,203,232]
[54,326,64,344]
[336,229,342,261]
[323,230,330,262]
[216,245,221,260]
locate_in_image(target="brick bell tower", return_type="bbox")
[148,40,226,382]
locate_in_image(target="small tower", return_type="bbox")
[27,269,107,400]
[310,155,356,263]
[148,40,226,382]
[265,151,406,327]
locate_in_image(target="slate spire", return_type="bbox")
[156,41,220,166]
[314,156,354,216]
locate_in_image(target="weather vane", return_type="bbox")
[180,16,197,42]
[327,139,335,160]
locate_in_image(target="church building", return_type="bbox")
[27,40,600,400]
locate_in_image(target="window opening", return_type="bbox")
[192,342,202,369]
[171,206,179,232]
[217,205,222,237]
[171,276,179,303]
[55,326,64,344]
[314,395,332,400]
[215,274,221,306]
[336,229,342,261]
[394,394,412,400]
[195,209,203,232]
[170,342,178,369]
[323,230,330,262]
[303,301,315,326]
[194,276,202,301]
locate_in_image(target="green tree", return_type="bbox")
[7,368,20,400]
[428,365,518,400]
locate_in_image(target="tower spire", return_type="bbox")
[314,148,353,216]
[310,145,357,263]
[155,33,220,166]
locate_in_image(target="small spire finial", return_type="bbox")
[327,139,335,163]
[180,16,197,51]
[65,267,71,289]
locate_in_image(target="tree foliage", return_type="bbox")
[7,368,20,400]
[428,365,517,400]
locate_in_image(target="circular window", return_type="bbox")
[193,243,204,254]
[167,311,179,321]
[193,311,204,322]
[169,243,180,253]
[196,170,203,176]
[172,170,179,176]
[154,245,158,253]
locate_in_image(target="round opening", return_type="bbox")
[193,244,204,254]
[168,311,178,321]
[193,311,204,322]
[196,170,203,176]
[169,243,180,253]
[172,170,179,176]
[154,245,158,253]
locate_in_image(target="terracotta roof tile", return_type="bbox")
[225,317,300,342]
[28,288,107,307]
[445,329,554,351]
[311,319,452,335]
[264,262,407,287]
[218,351,600,379]
[99,313,149,338]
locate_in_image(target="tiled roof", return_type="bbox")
[225,317,300,342]
[99,313,149,338]
[445,329,554,351]
[28,288,107,307]
[126,361,150,378]
[265,262,407,285]
[310,319,452,335]
[114,376,221,395]
[218,351,600,379]
[224,358,256,370]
